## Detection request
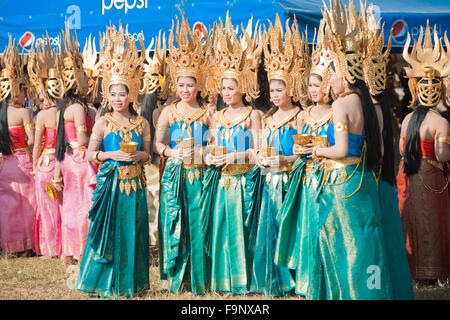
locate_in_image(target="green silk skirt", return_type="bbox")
[377,178,414,299]
[201,166,257,294]
[158,158,210,295]
[309,161,394,300]
[250,168,295,297]
[75,161,150,299]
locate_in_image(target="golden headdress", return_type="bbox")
[310,18,333,101]
[82,34,101,101]
[27,35,64,102]
[98,22,145,110]
[210,13,263,102]
[167,13,209,97]
[322,0,365,85]
[140,30,170,100]
[263,14,310,102]
[59,21,86,95]
[361,3,393,96]
[402,20,450,107]
[0,36,24,102]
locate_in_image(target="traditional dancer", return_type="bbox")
[53,23,96,264]
[275,18,333,297]
[201,14,262,294]
[0,38,36,256]
[155,14,212,295]
[397,21,450,283]
[76,23,151,298]
[249,14,309,297]
[306,0,394,299]
[28,39,64,258]
[361,5,414,299]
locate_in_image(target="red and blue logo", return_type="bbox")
[391,20,408,44]
[19,31,35,51]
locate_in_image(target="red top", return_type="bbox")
[402,137,435,158]
[64,115,93,144]
[9,127,27,149]
[44,128,57,149]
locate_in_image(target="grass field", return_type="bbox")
[0,248,449,300]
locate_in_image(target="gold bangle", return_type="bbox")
[51,177,63,184]
[142,135,151,142]
[93,150,103,165]
[25,123,34,131]
[159,145,167,158]
[437,136,450,145]
[335,121,349,132]
[76,124,87,132]
[141,153,152,166]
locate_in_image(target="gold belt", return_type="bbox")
[269,163,293,173]
[221,163,253,176]
[42,148,55,155]
[305,160,315,173]
[118,164,142,180]
[324,156,361,171]
[183,162,206,170]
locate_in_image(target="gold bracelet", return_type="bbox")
[437,136,450,145]
[93,150,103,165]
[159,145,167,158]
[335,121,349,132]
[141,153,152,166]
[51,177,63,184]
[76,124,87,132]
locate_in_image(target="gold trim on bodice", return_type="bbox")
[104,113,145,142]
[217,106,253,130]
[301,106,332,132]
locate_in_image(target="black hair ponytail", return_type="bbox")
[403,105,430,176]
[0,99,12,155]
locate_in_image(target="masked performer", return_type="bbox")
[28,39,64,258]
[0,37,36,256]
[53,24,97,264]
[305,0,394,299]
[76,23,151,298]
[154,14,212,296]
[201,14,262,295]
[397,21,450,283]
[361,5,414,299]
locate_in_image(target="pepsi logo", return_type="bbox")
[193,22,207,38]
[19,31,35,50]
[391,20,408,44]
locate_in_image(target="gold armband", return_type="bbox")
[156,125,168,132]
[25,123,34,131]
[142,135,151,142]
[437,136,450,145]
[76,124,87,132]
[90,132,103,141]
[35,125,44,131]
[335,122,349,132]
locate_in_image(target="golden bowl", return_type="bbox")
[44,183,57,202]
[119,141,139,153]
[176,138,194,149]
[311,135,329,147]
[293,133,312,146]
[211,146,227,156]
[259,147,278,157]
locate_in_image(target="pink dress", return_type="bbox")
[0,127,36,254]
[32,128,62,257]
[60,116,97,259]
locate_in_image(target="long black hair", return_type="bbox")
[140,90,159,160]
[373,91,396,185]
[55,87,88,162]
[0,99,12,155]
[403,105,430,176]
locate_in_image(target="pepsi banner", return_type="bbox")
[0,0,286,52]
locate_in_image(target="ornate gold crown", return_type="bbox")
[210,13,263,102]
[263,14,310,102]
[167,12,209,97]
[0,36,23,102]
[27,35,64,102]
[403,20,450,107]
[361,3,392,96]
[98,22,145,110]
[322,0,365,85]
[140,30,170,100]
[83,34,101,101]
[59,21,86,95]
[310,18,333,100]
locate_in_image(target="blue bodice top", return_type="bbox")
[326,121,366,158]
[216,106,254,153]
[264,107,300,156]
